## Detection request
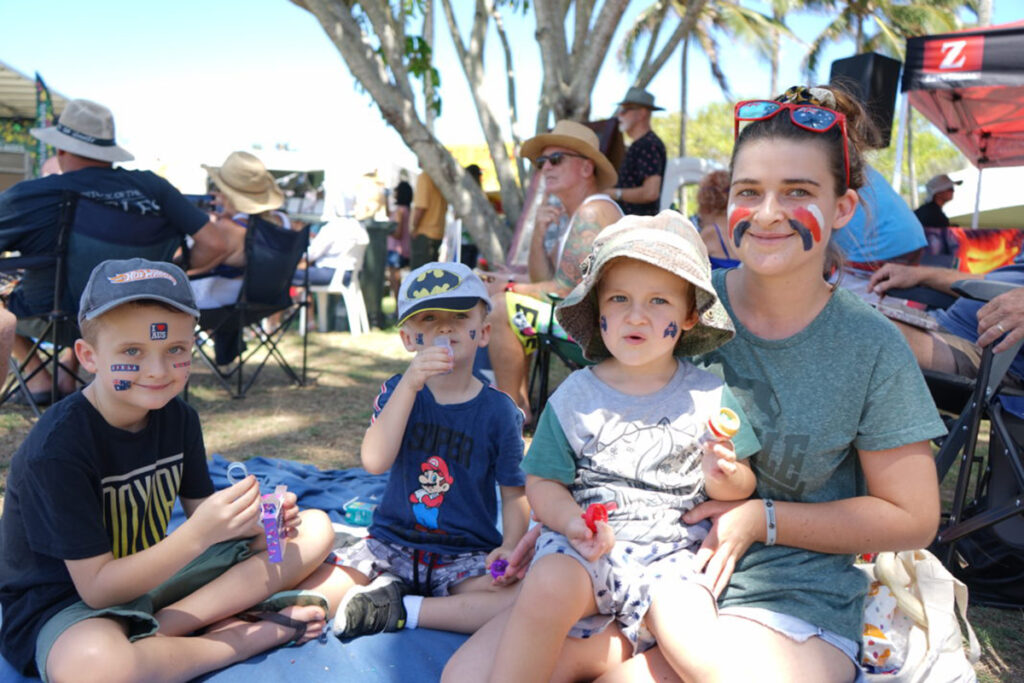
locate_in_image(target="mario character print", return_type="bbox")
[409,455,453,532]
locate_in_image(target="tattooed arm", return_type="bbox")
[511,199,621,300]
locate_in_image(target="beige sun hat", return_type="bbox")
[520,120,618,189]
[203,151,284,214]
[30,99,134,163]
[556,210,734,361]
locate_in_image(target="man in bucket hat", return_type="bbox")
[488,120,622,422]
[611,87,667,217]
[0,98,232,403]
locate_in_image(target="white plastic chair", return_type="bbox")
[660,157,724,211]
[305,241,370,336]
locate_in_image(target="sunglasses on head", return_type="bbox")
[533,151,588,169]
[734,100,850,188]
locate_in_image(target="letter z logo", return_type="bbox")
[923,35,983,73]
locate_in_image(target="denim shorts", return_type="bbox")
[719,606,865,683]
[35,539,253,682]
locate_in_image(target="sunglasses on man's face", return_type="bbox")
[734,100,850,187]
[533,151,588,169]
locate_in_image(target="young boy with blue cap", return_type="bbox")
[300,262,529,640]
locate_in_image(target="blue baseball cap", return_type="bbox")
[397,262,491,326]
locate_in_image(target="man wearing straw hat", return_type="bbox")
[0,98,231,403]
[487,120,622,423]
[609,87,667,217]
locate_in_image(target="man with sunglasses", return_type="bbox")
[612,88,666,216]
[487,121,622,423]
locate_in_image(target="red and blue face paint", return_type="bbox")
[789,205,824,251]
[600,316,608,332]
[173,360,192,369]
[664,321,679,338]
[728,205,753,248]
[113,379,132,391]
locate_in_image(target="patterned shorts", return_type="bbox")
[532,530,709,653]
[329,536,487,597]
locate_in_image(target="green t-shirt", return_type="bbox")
[698,269,947,644]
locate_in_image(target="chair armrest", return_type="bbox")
[951,279,1021,302]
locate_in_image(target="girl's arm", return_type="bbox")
[686,440,939,594]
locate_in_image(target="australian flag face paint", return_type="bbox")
[789,205,824,251]
[113,379,132,391]
[729,205,753,248]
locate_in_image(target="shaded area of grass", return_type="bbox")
[1,330,1020,679]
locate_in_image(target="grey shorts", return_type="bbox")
[719,606,865,683]
[329,537,487,597]
[35,539,253,682]
[533,531,708,653]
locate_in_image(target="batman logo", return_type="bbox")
[407,268,462,300]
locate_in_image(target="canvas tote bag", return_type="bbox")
[859,550,980,682]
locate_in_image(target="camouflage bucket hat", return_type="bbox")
[556,210,734,361]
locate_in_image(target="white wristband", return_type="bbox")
[763,498,777,546]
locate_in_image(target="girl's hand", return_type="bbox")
[684,499,763,596]
[566,515,615,562]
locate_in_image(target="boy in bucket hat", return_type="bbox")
[299,261,529,640]
[0,258,335,680]
[485,212,761,681]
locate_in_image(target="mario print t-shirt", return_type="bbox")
[367,374,525,554]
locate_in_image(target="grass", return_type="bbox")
[1,329,1022,680]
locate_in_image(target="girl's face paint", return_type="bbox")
[728,204,753,248]
[110,364,139,372]
[415,333,424,345]
[789,205,824,251]
[600,315,608,332]
[172,360,192,369]
[663,321,679,338]
[113,379,132,391]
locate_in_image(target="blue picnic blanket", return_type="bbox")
[0,456,470,682]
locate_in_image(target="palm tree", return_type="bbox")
[803,0,970,78]
[618,0,793,159]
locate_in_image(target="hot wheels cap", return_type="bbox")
[78,258,199,324]
[397,262,491,326]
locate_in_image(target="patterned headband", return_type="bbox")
[775,86,838,110]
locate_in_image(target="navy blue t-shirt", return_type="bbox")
[616,130,666,216]
[0,392,212,676]
[0,167,208,317]
[367,375,525,554]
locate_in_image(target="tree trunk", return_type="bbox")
[633,0,707,90]
[487,0,528,188]
[423,0,436,133]
[298,0,507,261]
[535,0,630,123]
[439,0,523,227]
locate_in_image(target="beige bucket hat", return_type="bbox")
[556,210,735,360]
[203,151,284,214]
[520,120,618,189]
[30,99,134,163]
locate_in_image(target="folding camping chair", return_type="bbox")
[193,215,309,398]
[526,294,592,419]
[1,193,185,413]
[929,280,1024,605]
